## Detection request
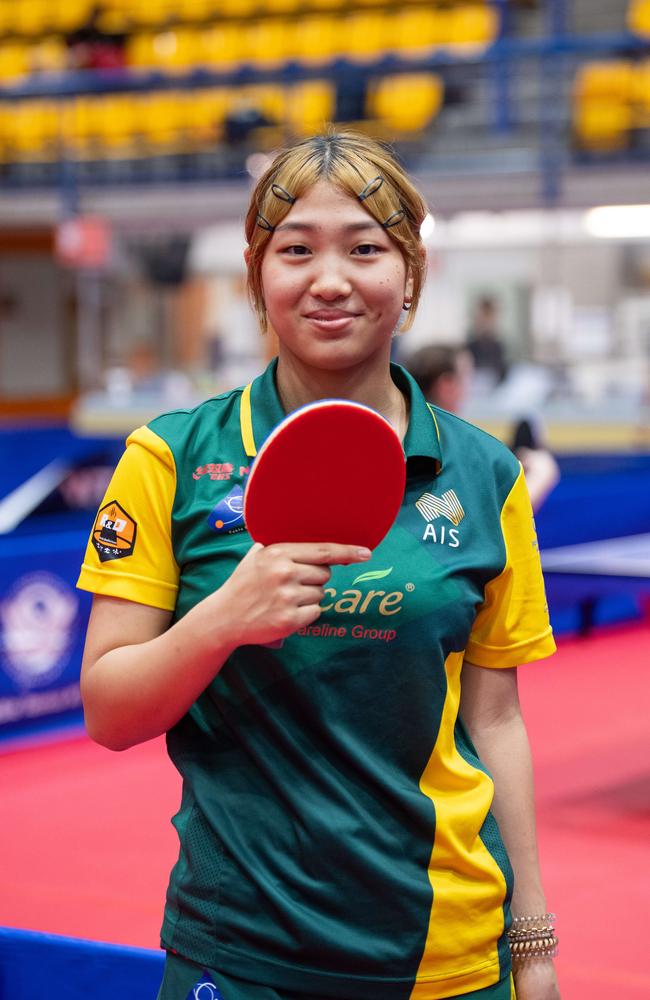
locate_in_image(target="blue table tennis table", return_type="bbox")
[542,533,650,635]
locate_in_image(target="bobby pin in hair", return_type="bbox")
[271,184,295,204]
[382,209,406,229]
[256,213,275,232]
[358,176,384,202]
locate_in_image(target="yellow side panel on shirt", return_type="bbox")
[410,651,507,999]
[466,466,556,669]
[77,425,180,611]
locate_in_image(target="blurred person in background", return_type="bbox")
[79,130,560,1000]
[64,3,126,71]
[465,294,509,386]
[407,343,560,513]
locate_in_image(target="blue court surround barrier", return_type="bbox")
[0,926,163,999]
[0,426,122,746]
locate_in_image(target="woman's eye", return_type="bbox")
[282,244,311,256]
[353,243,381,256]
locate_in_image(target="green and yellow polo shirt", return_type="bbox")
[78,359,555,1000]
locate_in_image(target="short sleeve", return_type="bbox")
[76,425,180,611]
[465,464,556,668]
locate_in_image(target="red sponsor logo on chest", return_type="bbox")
[192,462,234,481]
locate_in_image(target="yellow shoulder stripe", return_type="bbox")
[426,402,441,444]
[240,383,257,458]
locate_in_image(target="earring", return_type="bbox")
[403,300,412,311]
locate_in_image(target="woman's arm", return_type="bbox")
[82,540,369,752]
[459,660,561,1000]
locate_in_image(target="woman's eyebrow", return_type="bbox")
[274,220,381,234]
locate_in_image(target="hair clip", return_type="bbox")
[256,213,275,232]
[271,183,295,204]
[382,209,406,229]
[357,176,384,202]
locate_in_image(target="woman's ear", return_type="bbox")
[244,247,251,267]
[403,268,415,309]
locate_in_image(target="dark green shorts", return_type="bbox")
[156,952,515,1000]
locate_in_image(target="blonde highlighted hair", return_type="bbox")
[245,129,429,332]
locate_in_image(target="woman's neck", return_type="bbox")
[275,352,409,441]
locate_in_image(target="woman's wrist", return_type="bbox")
[508,912,558,966]
[178,589,241,669]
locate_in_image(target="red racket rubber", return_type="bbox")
[244,399,405,549]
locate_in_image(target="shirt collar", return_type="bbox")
[240,358,286,458]
[239,358,442,473]
[391,363,443,474]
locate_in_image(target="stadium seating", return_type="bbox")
[628,0,650,37]
[573,58,650,152]
[0,2,497,166]
[367,72,444,132]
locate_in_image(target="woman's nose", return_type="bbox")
[309,258,353,300]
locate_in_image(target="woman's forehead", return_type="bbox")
[274,180,381,228]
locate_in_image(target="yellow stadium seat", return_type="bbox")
[340,12,390,62]
[5,100,60,161]
[60,97,98,158]
[30,36,68,75]
[11,0,52,36]
[0,107,8,164]
[262,0,302,13]
[309,0,346,10]
[217,0,259,16]
[632,59,650,117]
[201,23,247,69]
[392,9,445,55]
[128,28,200,73]
[125,33,158,70]
[574,101,633,151]
[285,80,335,135]
[367,73,444,132]
[448,3,498,49]
[246,18,293,66]
[50,1,94,35]
[177,0,220,22]
[244,83,286,123]
[574,61,635,103]
[0,43,30,82]
[94,95,140,155]
[129,0,176,29]
[628,0,650,37]
[183,88,230,146]
[152,28,203,72]
[293,15,338,63]
[139,91,187,151]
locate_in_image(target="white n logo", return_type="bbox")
[416,489,465,526]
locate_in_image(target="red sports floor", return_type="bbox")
[2,622,649,998]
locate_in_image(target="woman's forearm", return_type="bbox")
[81,592,238,752]
[81,540,368,752]
[468,709,548,915]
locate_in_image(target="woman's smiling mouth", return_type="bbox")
[303,309,361,332]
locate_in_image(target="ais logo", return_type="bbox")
[415,489,464,548]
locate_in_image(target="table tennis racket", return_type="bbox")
[244,399,405,549]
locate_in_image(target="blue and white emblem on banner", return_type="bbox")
[184,973,224,1000]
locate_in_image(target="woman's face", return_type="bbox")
[259,180,410,373]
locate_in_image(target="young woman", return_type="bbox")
[78,131,561,1000]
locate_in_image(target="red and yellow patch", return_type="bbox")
[91,500,137,562]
